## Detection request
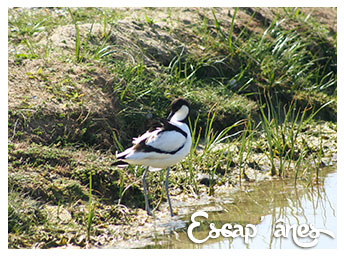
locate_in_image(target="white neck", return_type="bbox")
[171,105,189,122]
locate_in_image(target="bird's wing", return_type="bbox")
[145,129,186,153]
[132,120,164,144]
[132,130,153,145]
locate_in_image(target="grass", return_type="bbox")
[237,118,253,185]
[8,7,337,248]
[86,173,95,243]
[257,92,334,178]
[184,110,244,195]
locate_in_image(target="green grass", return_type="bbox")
[8,8,336,142]
[257,92,333,177]
[8,7,336,248]
[86,173,95,243]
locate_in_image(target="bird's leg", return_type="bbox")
[142,167,152,216]
[165,167,174,217]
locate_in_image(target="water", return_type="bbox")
[154,169,336,249]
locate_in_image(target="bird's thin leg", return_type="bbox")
[165,167,174,217]
[142,167,152,216]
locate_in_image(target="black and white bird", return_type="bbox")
[112,98,192,216]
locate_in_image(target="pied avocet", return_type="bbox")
[113,98,192,216]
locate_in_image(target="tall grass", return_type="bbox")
[238,118,254,185]
[228,7,238,51]
[186,114,202,194]
[68,8,94,63]
[258,92,333,178]
[86,173,95,243]
[185,109,245,195]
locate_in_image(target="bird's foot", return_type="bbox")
[146,206,153,216]
[169,208,176,217]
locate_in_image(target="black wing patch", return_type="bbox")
[158,118,187,137]
[133,139,184,154]
[133,118,187,154]
[147,119,187,137]
[112,160,128,166]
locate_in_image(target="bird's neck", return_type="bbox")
[170,105,189,123]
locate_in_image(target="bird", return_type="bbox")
[112,98,192,217]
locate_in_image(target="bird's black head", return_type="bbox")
[168,98,190,122]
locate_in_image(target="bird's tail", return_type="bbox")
[112,150,129,167]
[112,160,128,167]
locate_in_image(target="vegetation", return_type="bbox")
[8,7,336,248]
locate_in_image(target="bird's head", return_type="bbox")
[168,98,190,123]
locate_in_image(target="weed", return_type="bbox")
[238,118,253,185]
[68,8,95,63]
[145,13,155,26]
[86,173,95,243]
[228,8,238,51]
[257,91,333,177]
[185,108,245,194]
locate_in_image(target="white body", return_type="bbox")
[117,121,191,168]
[116,102,192,169]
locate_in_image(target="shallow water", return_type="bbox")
[150,169,337,249]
